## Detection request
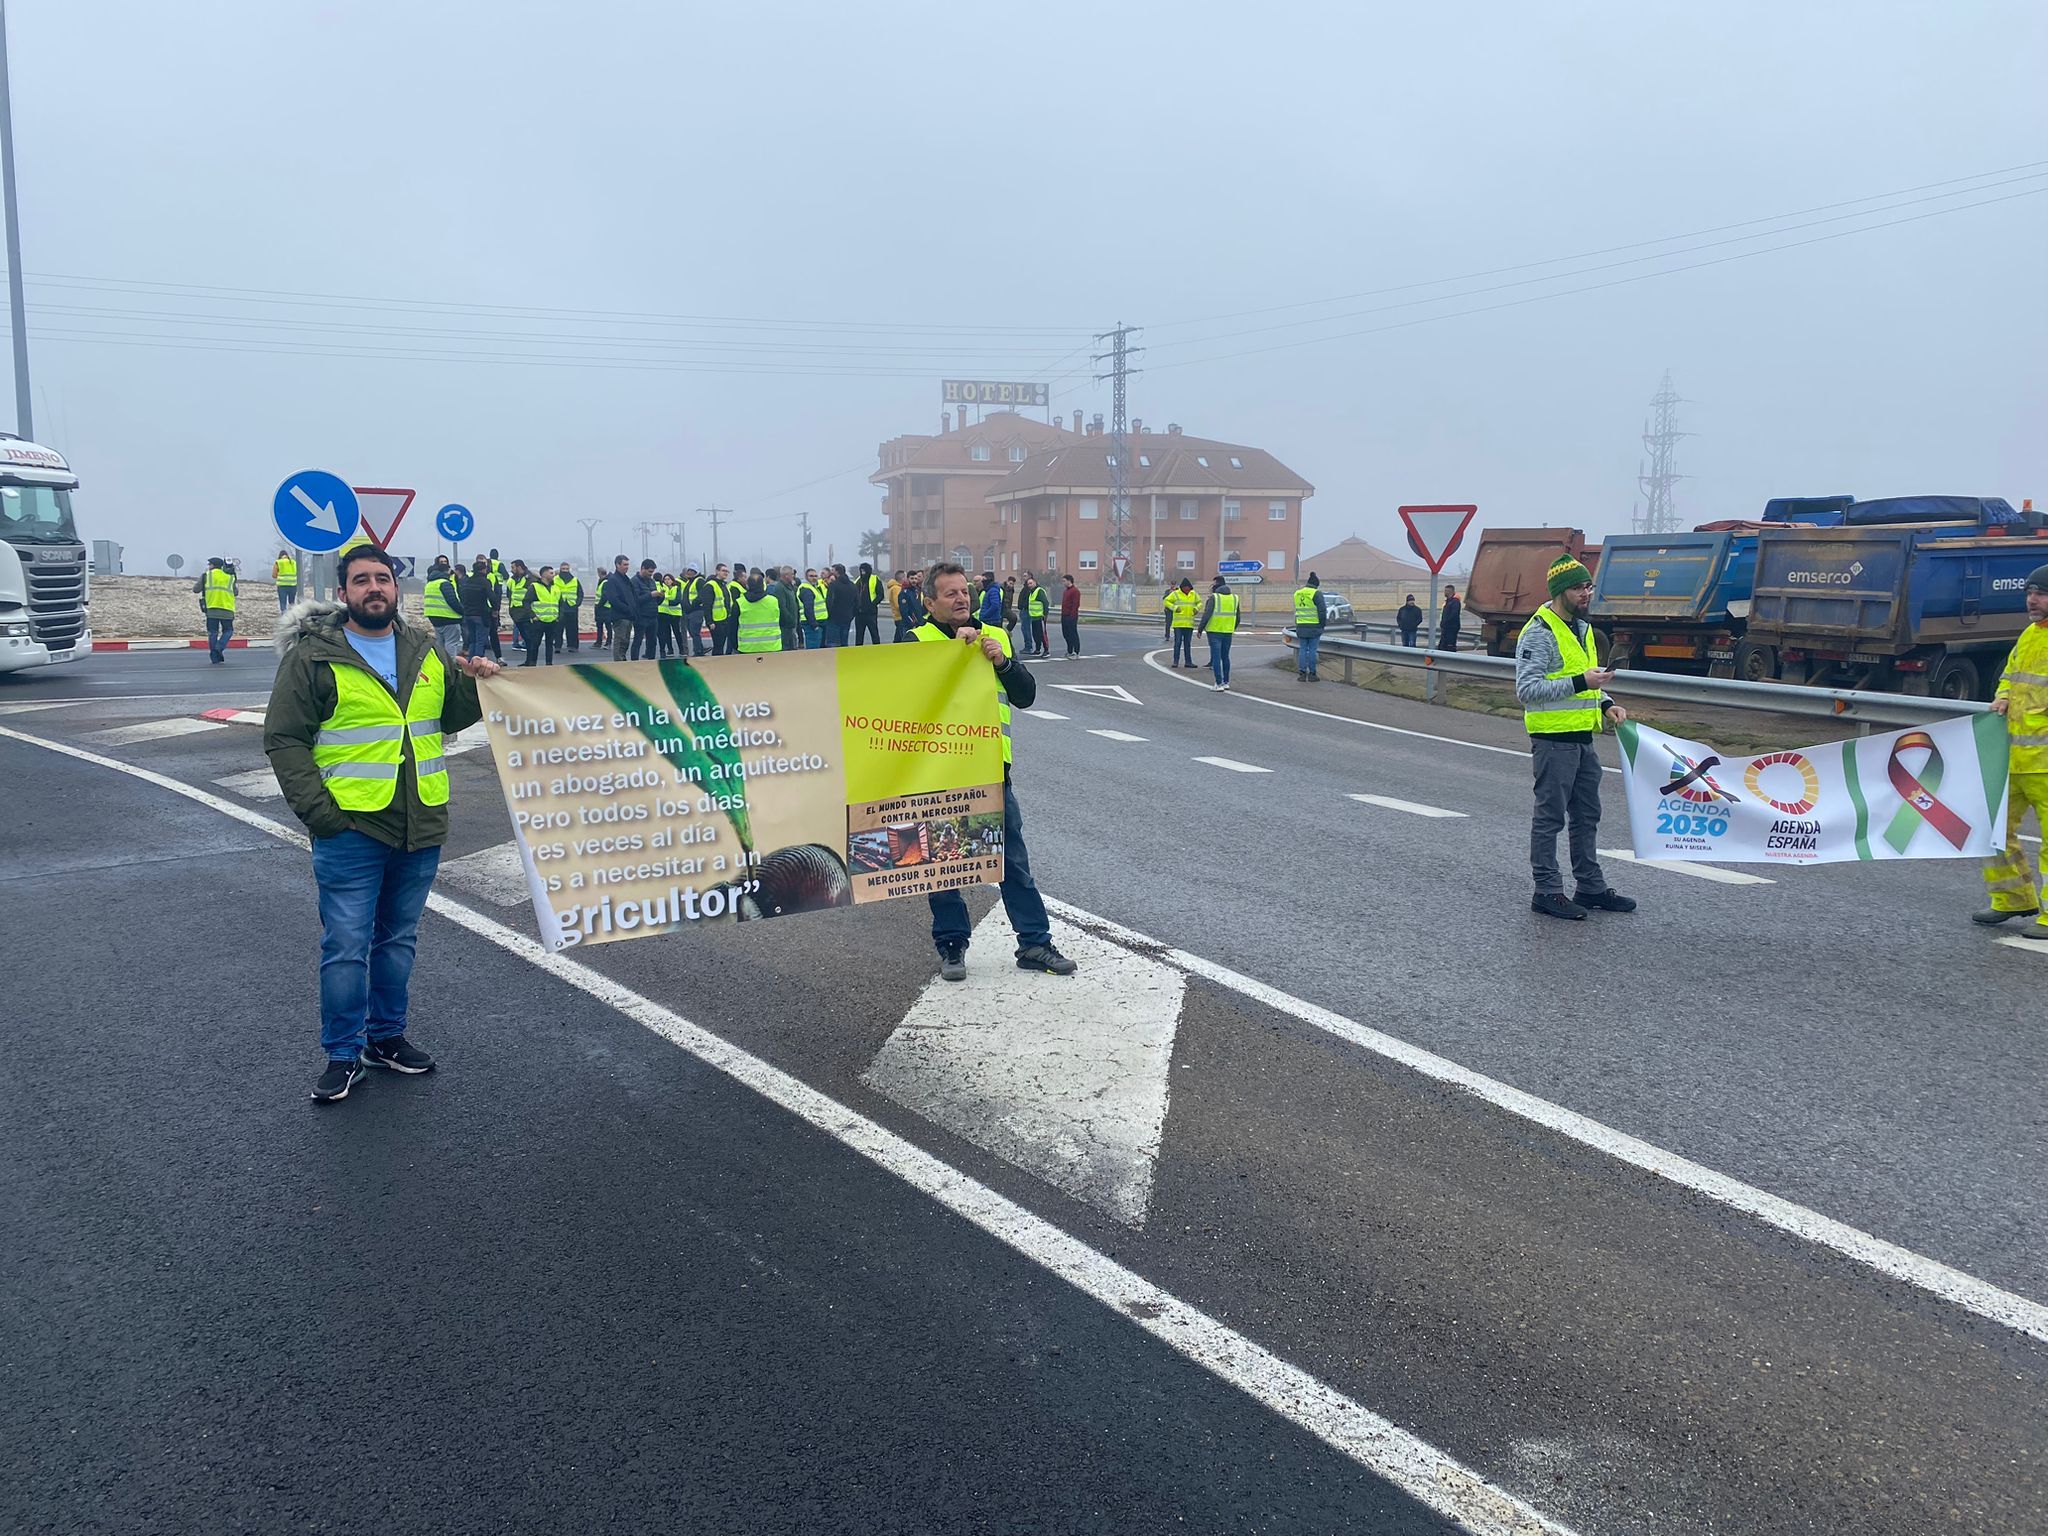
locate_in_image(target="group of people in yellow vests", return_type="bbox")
[1161,574,1248,690]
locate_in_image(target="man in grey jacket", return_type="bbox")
[1514,555,1637,920]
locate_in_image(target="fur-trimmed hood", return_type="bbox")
[274,597,346,651]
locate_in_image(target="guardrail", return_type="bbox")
[1294,634,1991,727]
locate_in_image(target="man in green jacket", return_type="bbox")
[264,542,501,1103]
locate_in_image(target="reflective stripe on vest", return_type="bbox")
[1292,587,1318,626]
[507,577,530,608]
[706,582,730,621]
[274,557,298,584]
[911,621,1012,766]
[1209,593,1239,634]
[658,583,683,617]
[313,648,450,810]
[1025,588,1046,617]
[557,578,580,605]
[531,582,560,622]
[204,568,237,612]
[423,577,461,620]
[1999,623,2048,774]
[1165,590,1199,628]
[1523,605,1605,735]
[737,594,783,652]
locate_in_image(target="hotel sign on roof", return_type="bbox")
[942,379,1048,407]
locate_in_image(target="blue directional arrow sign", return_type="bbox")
[1217,559,1264,574]
[435,503,475,542]
[272,470,361,554]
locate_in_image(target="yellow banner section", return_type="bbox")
[477,645,1003,949]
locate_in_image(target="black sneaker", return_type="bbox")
[939,943,967,982]
[1574,889,1637,913]
[311,1058,365,1103]
[1016,943,1077,975]
[1531,893,1587,921]
[363,1035,436,1074]
[1973,907,2040,926]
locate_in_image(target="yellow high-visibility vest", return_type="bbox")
[531,581,560,623]
[1164,590,1200,629]
[556,577,580,606]
[705,581,730,622]
[658,581,684,618]
[274,556,298,585]
[313,649,449,810]
[423,576,461,620]
[203,568,237,612]
[1996,621,2048,775]
[1523,605,1606,735]
[1208,593,1239,634]
[737,593,783,653]
[1292,587,1319,626]
[506,576,531,609]
[911,621,1013,766]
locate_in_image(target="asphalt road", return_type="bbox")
[3,633,2043,1536]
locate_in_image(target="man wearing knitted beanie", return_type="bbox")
[1514,554,1636,920]
[1976,563,2048,938]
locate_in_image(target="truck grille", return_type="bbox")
[23,548,86,649]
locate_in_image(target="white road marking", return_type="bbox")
[436,840,533,907]
[1194,755,1271,774]
[1088,729,1148,743]
[1034,894,2048,1349]
[84,717,228,746]
[444,726,489,757]
[1348,792,1468,819]
[1141,646,1623,774]
[1995,934,2048,955]
[0,719,1580,1536]
[1598,849,1775,886]
[1025,710,1069,720]
[1052,682,1144,704]
[863,911,1184,1227]
[211,768,282,799]
[0,700,79,715]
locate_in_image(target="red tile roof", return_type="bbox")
[987,429,1313,501]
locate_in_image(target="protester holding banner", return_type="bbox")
[1977,564,2048,937]
[913,561,1077,981]
[265,541,502,1104]
[1517,556,1635,920]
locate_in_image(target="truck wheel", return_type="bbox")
[1733,640,1777,684]
[1929,655,1981,701]
[1609,644,1636,672]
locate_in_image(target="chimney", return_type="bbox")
[941,411,951,434]
[1072,410,1084,434]
[1167,422,1182,435]
[1091,413,1104,436]
[1132,418,1143,435]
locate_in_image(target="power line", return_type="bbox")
[1148,157,2048,330]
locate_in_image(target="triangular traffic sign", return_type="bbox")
[352,486,418,550]
[1396,503,1477,574]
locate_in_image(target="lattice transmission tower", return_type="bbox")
[1633,370,1690,536]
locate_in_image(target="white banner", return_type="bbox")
[1616,716,2009,866]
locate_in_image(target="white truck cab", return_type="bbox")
[0,433,88,673]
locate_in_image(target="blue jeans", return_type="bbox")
[310,830,442,1061]
[805,624,825,651]
[929,782,1051,954]
[1171,629,1194,666]
[277,587,297,612]
[1208,632,1233,685]
[462,615,492,656]
[205,612,234,659]
[1297,628,1322,675]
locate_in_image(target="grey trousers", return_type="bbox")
[1530,736,1608,896]
[611,620,635,662]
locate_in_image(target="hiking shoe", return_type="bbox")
[939,943,967,982]
[1973,907,2040,925]
[1574,889,1637,913]
[1297,670,1307,680]
[1531,893,1587,921]
[363,1035,436,1074]
[1016,943,1077,975]
[311,1058,366,1103]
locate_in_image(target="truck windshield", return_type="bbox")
[0,483,78,544]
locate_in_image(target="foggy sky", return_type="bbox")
[9,0,2046,576]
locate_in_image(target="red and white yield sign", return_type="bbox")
[1397,504,1477,574]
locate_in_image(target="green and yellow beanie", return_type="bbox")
[1546,556,1592,597]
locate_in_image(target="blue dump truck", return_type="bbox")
[1745,496,2045,699]
[1592,496,1854,678]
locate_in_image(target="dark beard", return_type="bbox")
[345,596,396,632]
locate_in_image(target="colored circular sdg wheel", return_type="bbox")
[1929,655,1980,702]
[1733,640,1777,684]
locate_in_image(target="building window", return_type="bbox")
[1008,445,1026,462]
[1267,550,1287,570]
[1179,499,1198,520]
[1176,550,1196,570]
[1269,501,1288,520]
[1079,498,1099,520]
[983,550,996,571]
[1224,499,1241,521]
[1138,454,1150,466]
[1078,550,1098,570]
[1105,454,1117,468]
[1196,456,1209,467]
[970,443,990,461]
[1046,547,1057,568]
[1230,456,1243,469]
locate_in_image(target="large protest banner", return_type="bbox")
[1616,715,2008,866]
[476,644,1006,948]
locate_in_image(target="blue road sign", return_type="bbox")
[436,503,475,542]
[1217,559,1263,574]
[273,470,361,554]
